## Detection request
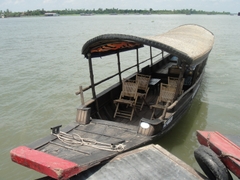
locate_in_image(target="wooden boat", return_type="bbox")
[195,130,240,180]
[10,24,214,180]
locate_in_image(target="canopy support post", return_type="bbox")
[136,48,139,73]
[87,53,96,99]
[117,52,122,83]
[150,46,153,66]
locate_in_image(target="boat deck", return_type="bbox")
[11,119,152,179]
[38,144,205,180]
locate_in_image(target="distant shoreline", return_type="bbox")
[1,14,234,19]
[1,8,231,18]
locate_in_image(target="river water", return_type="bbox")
[1,14,240,179]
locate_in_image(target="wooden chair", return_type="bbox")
[136,74,151,110]
[168,76,184,96]
[150,83,176,120]
[113,79,139,121]
[168,65,181,77]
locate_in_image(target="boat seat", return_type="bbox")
[168,76,184,96]
[150,83,176,119]
[168,65,181,77]
[114,79,139,121]
[136,73,151,110]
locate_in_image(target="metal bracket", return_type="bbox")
[50,125,62,134]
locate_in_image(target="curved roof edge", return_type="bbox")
[82,24,214,65]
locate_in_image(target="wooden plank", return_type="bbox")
[34,121,150,170]
[14,120,151,179]
[74,120,151,147]
[76,123,134,141]
[68,144,204,180]
[27,122,79,149]
[90,119,139,131]
[37,130,122,164]
[37,144,204,180]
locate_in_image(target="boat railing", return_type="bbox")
[76,51,166,104]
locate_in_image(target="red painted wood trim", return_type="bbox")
[197,130,240,178]
[10,146,84,180]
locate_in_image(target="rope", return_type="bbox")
[207,133,240,162]
[219,153,240,162]
[207,133,211,147]
[52,131,125,152]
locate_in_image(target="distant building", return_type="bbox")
[1,13,4,18]
[80,13,93,16]
[44,13,59,16]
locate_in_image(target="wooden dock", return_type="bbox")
[38,144,205,180]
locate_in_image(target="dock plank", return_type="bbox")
[71,144,204,179]
[37,144,204,180]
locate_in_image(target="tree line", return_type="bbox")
[1,8,230,17]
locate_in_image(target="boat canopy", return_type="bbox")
[82,24,214,65]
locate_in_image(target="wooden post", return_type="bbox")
[75,86,85,105]
[79,86,84,105]
[117,52,122,83]
[87,53,96,99]
[136,48,139,73]
[150,46,153,66]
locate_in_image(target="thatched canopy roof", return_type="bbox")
[82,24,214,65]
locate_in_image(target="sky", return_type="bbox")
[0,0,239,13]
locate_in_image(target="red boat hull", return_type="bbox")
[10,146,86,180]
[196,130,240,178]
